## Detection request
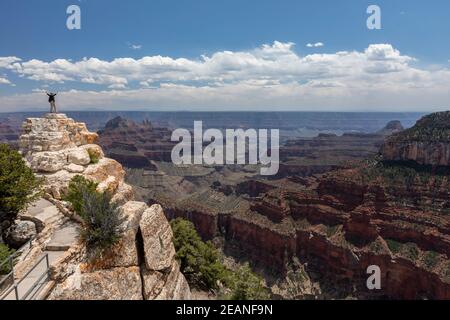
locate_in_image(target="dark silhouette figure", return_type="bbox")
[46,92,58,113]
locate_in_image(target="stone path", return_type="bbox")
[26,199,62,226]
[0,199,80,300]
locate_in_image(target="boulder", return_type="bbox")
[64,164,85,173]
[83,158,125,190]
[5,220,37,248]
[68,149,90,166]
[28,151,67,173]
[139,204,176,272]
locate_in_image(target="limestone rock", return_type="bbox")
[48,266,143,300]
[5,220,37,247]
[140,204,176,272]
[111,182,134,206]
[67,149,90,166]
[143,261,191,300]
[97,202,148,269]
[84,158,125,193]
[155,266,190,300]
[28,150,67,173]
[64,163,85,173]
[20,113,98,154]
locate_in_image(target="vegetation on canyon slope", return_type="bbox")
[63,175,123,257]
[390,111,450,143]
[170,218,269,300]
[0,144,41,224]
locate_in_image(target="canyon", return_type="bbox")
[1,110,448,300]
[103,112,449,299]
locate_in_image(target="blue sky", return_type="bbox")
[0,0,449,112]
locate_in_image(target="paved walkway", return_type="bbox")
[0,199,80,300]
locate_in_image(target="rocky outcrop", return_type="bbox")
[20,113,127,199]
[18,113,190,300]
[4,220,37,248]
[48,203,190,300]
[381,111,450,166]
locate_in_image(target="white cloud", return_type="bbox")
[0,77,11,85]
[129,44,142,50]
[0,42,449,111]
[306,42,324,48]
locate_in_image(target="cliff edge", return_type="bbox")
[381,111,450,166]
[19,113,190,300]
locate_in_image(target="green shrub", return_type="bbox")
[170,218,229,289]
[386,239,402,254]
[63,175,98,217]
[0,144,41,223]
[87,149,99,164]
[79,190,123,257]
[170,218,269,299]
[227,263,270,300]
[402,243,419,261]
[423,251,439,269]
[0,243,15,275]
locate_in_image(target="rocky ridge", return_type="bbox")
[18,113,190,300]
[381,111,450,166]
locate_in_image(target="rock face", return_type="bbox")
[5,220,37,248]
[381,111,450,166]
[140,205,176,271]
[48,203,190,301]
[18,113,190,300]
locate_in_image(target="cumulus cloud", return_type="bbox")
[306,42,324,48]
[0,41,449,111]
[0,77,11,85]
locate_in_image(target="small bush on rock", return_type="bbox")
[79,190,123,257]
[63,175,98,216]
[87,149,99,164]
[64,175,122,257]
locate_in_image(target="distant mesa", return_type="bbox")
[377,120,404,136]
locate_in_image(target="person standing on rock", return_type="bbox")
[46,92,58,113]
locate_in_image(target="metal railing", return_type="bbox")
[0,236,36,289]
[0,253,50,300]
